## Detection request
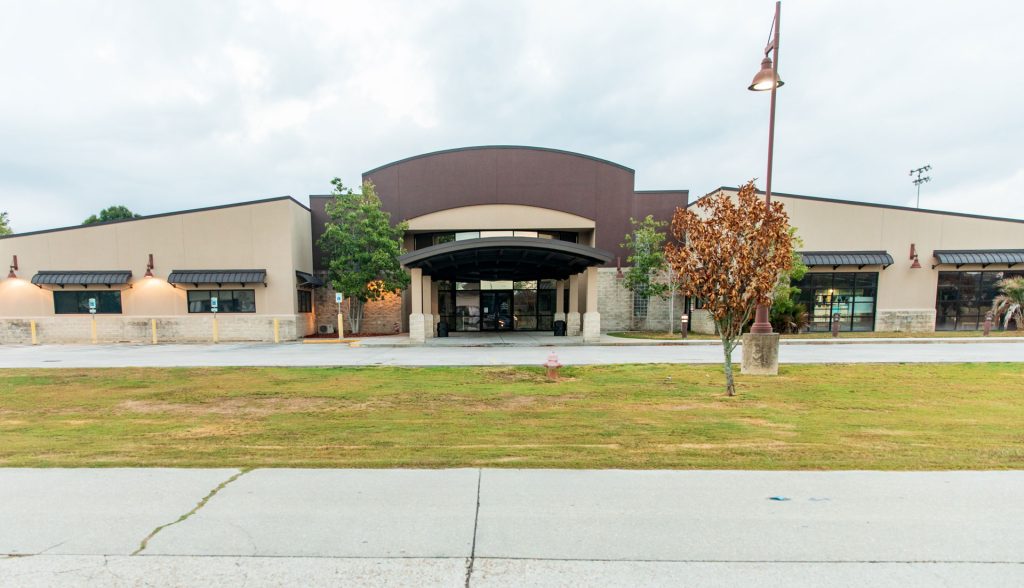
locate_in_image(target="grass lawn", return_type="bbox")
[1,364,1022,470]
[608,330,1020,340]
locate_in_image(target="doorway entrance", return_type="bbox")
[481,291,514,331]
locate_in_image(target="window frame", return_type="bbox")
[297,289,313,313]
[186,289,257,314]
[53,290,123,315]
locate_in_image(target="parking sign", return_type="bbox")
[210,296,219,312]
[335,292,343,304]
[88,298,97,314]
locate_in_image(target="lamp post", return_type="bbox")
[748,0,784,335]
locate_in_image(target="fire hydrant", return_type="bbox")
[544,352,563,380]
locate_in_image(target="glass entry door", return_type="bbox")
[481,291,514,331]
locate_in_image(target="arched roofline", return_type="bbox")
[363,145,635,176]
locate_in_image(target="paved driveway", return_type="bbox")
[1,340,1022,368]
[1,469,1022,586]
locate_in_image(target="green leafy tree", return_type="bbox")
[992,276,1024,330]
[83,205,141,225]
[620,215,671,330]
[318,179,409,334]
[769,228,809,333]
[0,211,11,235]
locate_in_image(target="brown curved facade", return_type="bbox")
[310,146,688,270]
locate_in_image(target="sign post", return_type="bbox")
[88,298,97,344]
[342,292,350,338]
[211,296,219,343]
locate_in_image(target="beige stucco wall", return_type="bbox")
[0,198,316,339]
[702,190,1023,330]
[406,204,596,232]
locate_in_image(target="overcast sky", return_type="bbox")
[2,0,1022,233]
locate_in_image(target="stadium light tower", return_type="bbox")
[910,165,931,208]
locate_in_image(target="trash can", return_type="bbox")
[437,321,449,337]
[680,315,689,339]
[553,320,567,336]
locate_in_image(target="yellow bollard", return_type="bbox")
[273,318,280,343]
[30,320,38,345]
[91,317,98,344]
[151,319,158,344]
[212,316,219,343]
[337,313,345,339]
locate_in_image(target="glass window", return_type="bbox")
[455,291,480,331]
[481,280,514,290]
[480,230,514,238]
[54,291,123,314]
[297,290,313,313]
[633,290,649,318]
[513,231,538,238]
[539,279,557,290]
[792,272,877,332]
[187,290,256,313]
[934,271,1024,331]
[513,280,537,290]
[455,231,480,241]
[434,233,455,245]
[414,233,434,250]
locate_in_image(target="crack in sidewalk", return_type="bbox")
[131,469,250,556]
[464,469,483,588]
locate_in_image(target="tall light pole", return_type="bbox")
[910,165,931,208]
[747,0,784,335]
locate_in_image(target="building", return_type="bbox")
[705,187,1024,333]
[0,197,317,344]
[309,146,688,343]
[1,145,1021,344]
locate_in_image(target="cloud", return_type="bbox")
[0,0,1022,232]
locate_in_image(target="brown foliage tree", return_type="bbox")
[666,181,793,395]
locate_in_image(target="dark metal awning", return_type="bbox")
[932,249,1024,268]
[167,269,267,286]
[800,251,894,269]
[399,237,614,281]
[31,270,132,288]
[296,271,324,288]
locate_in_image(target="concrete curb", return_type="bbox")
[353,336,1024,348]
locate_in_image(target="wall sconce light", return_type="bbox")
[144,253,155,278]
[615,256,624,279]
[909,244,922,269]
[7,255,17,279]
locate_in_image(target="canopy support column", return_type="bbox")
[582,266,601,344]
[566,273,581,336]
[409,267,424,343]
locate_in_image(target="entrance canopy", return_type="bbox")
[399,237,613,281]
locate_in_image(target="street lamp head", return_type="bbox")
[748,56,783,91]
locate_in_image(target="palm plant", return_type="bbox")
[992,277,1024,330]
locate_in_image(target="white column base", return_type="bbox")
[566,312,581,337]
[582,311,601,343]
[554,312,566,323]
[409,313,426,344]
[423,313,434,338]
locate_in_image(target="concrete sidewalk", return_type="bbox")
[1,339,1022,368]
[1,469,1022,586]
